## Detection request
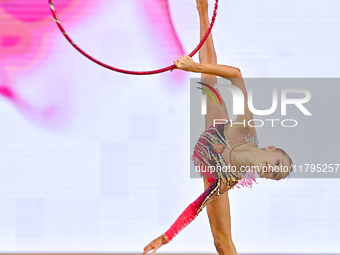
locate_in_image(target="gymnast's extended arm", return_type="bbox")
[143,179,235,255]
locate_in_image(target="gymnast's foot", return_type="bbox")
[196,0,208,12]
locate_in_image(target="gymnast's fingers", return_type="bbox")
[173,59,181,69]
[143,243,160,255]
[151,246,160,255]
[180,55,188,62]
[176,55,185,63]
[143,243,152,255]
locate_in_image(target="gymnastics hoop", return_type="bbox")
[48,0,219,75]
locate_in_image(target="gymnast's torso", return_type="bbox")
[192,121,259,182]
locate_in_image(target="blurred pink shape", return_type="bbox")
[0,11,31,61]
[2,36,20,47]
[0,86,14,101]
[0,0,187,129]
[137,0,187,84]
[0,0,99,129]
[0,0,70,23]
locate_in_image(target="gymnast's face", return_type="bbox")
[256,146,291,180]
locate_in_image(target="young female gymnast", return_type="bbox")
[144,1,292,254]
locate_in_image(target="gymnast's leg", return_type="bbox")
[197,2,229,130]
[197,1,237,255]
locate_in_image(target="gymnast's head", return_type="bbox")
[255,146,293,180]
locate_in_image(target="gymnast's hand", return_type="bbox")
[143,235,168,255]
[173,55,196,72]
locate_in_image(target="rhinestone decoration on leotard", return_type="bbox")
[192,122,262,185]
[192,124,231,173]
[245,131,259,146]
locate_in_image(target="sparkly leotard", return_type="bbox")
[163,121,258,243]
[193,121,259,182]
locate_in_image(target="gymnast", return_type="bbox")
[143,1,293,254]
